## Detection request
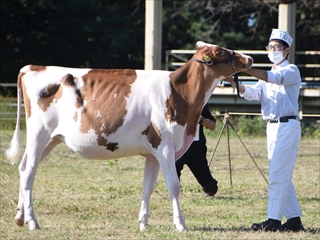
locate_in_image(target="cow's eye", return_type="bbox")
[216,51,224,56]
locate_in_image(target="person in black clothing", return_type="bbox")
[175,104,218,196]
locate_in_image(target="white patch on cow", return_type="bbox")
[100,132,108,141]
[75,76,85,89]
[206,75,225,98]
[20,65,31,73]
[100,123,105,131]
[113,93,117,99]
[96,110,101,118]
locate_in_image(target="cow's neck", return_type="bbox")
[167,61,218,134]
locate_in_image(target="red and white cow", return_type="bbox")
[6,41,253,231]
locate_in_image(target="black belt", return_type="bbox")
[268,116,298,123]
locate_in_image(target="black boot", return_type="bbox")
[202,179,218,196]
[251,219,281,232]
[280,217,305,232]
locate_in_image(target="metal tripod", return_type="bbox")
[208,110,269,186]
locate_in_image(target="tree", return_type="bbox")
[0,0,145,83]
[162,0,319,76]
[162,0,320,51]
[1,0,319,87]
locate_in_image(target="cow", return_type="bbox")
[6,41,253,232]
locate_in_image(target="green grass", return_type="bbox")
[0,128,319,239]
[0,97,26,131]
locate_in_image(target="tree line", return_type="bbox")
[1,0,319,86]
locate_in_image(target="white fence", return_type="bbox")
[1,49,320,120]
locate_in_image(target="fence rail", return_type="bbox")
[1,49,319,122]
[165,49,320,82]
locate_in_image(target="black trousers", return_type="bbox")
[175,145,217,193]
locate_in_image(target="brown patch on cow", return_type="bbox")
[77,69,137,150]
[165,59,212,136]
[19,72,32,120]
[73,112,78,122]
[30,65,46,72]
[75,89,83,108]
[106,142,119,151]
[37,83,61,111]
[96,134,119,151]
[40,84,60,98]
[61,74,75,87]
[142,122,162,149]
[37,74,75,112]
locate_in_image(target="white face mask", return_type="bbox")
[268,51,284,64]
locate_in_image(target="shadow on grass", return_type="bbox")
[192,226,319,234]
[192,226,251,232]
[210,196,267,201]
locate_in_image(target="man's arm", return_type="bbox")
[199,117,216,130]
[243,68,268,82]
[224,68,268,94]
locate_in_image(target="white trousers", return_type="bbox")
[266,119,302,221]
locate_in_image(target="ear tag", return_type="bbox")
[202,54,213,65]
[203,54,211,62]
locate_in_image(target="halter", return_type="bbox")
[191,50,240,96]
[192,50,237,74]
[226,51,237,74]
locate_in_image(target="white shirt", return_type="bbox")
[241,60,301,120]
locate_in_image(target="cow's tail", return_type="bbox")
[6,72,23,165]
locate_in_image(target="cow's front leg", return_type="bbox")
[139,157,160,231]
[159,154,187,231]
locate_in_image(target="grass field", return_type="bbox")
[0,128,319,239]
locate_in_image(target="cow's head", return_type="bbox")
[194,41,253,77]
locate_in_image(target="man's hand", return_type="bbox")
[224,76,235,85]
[223,76,246,95]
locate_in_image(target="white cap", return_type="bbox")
[269,29,293,46]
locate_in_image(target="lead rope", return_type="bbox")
[233,73,240,96]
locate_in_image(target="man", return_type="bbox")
[225,29,304,232]
[176,104,218,197]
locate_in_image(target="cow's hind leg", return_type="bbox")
[14,136,61,228]
[139,157,160,231]
[14,151,27,227]
[159,154,187,231]
[39,137,62,163]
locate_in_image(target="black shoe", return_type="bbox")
[251,219,281,232]
[280,217,305,232]
[202,179,218,196]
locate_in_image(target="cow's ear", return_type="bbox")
[200,46,214,62]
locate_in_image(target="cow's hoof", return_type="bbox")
[139,223,148,231]
[14,218,24,227]
[177,227,188,232]
[28,220,40,231]
[175,223,188,232]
